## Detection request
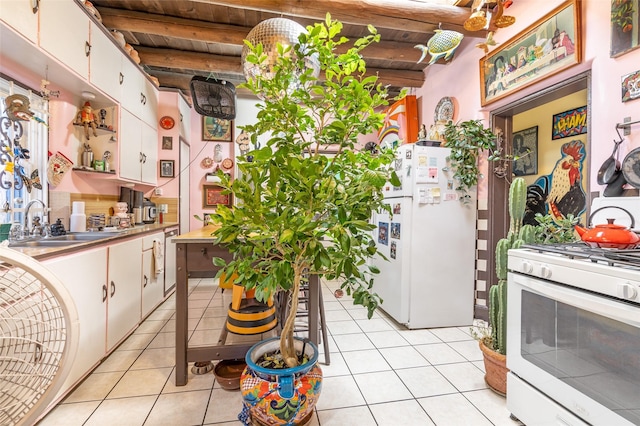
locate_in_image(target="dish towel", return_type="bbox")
[153,239,164,277]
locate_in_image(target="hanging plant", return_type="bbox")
[443,119,497,199]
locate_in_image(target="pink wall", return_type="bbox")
[415,0,640,197]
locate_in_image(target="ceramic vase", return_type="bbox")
[239,337,322,425]
[479,340,508,396]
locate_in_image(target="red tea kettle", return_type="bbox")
[575,206,640,249]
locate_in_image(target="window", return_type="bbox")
[0,76,49,227]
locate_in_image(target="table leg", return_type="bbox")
[175,243,188,386]
[308,275,319,346]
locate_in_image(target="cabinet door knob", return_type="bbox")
[139,152,144,163]
[102,284,108,302]
[85,41,91,57]
[143,275,148,287]
[110,280,116,297]
[119,72,124,85]
[32,0,39,14]
[201,247,207,255]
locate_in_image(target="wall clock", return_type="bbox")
[159,116,175,130]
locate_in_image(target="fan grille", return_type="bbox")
[190,76,236,120]
[0,249,77,426]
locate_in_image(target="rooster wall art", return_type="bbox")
[523,140,587,225]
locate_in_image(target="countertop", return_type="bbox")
[5,222,179,260]
[172,224,220,242]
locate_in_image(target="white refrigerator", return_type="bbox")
[372,143,476,329]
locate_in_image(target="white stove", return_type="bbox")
[509,244,640,304]
[506,197,640,426]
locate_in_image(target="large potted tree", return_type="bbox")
[209,15,399,425]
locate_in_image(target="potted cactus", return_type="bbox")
[478,177,534,395]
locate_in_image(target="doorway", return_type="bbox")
[474,71,591,320]
[179,137,190,235]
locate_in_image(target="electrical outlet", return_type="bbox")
[154,187,163,196]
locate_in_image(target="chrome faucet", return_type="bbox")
[24,199,48,235]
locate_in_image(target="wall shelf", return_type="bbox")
[72,167,116,175]
[73,123,116,134]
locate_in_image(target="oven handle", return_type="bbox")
[509,273,640,328]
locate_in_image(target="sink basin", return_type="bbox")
[9,232,120,248]
[9,239,82,248]
[55,232,120,241]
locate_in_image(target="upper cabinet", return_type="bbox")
[0,0,38,43]
[39,0,92,80]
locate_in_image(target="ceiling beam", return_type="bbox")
[99,7,426,64]
[188,0,470,32]
[138,46,424,90]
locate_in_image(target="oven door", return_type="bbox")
[507,272,640,426]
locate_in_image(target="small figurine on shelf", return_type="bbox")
[76,101,98,140]
[418,124,427,141]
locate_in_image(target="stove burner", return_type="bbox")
[521,243,640,269]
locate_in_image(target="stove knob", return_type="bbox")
[540,265,552,279]
[617,283,638,300]
[520,261,533,274]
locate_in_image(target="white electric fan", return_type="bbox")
[0,247,79,426]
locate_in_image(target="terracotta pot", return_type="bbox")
[479,340,508,396]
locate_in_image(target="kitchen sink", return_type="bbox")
[56,232,120,241]
[9,232,120,248]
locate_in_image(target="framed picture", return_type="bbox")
[479,0,581,106]
[202,184,232,208]
[512,126,538,176]
[622,69,640,102]
[202,117,233,142]
[162,136,173,150]
[610,0,640,57]
[159,160,175,178]
[552,105,588,139]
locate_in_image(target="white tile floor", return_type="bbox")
[39,278,521,426]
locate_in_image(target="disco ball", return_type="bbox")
[242,18,320,95]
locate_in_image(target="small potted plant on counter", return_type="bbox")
[209,14,399,425]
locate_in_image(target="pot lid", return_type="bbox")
[621,147,640,189]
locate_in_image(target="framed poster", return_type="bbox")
[552,105,588,139]
[610,0,640,57]
[202,184,232,208]
[479,0,581,106]
[512,126,538,176]
[159,160,174,178]
[202,117,233,142]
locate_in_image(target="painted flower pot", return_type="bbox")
[239,337,322,425]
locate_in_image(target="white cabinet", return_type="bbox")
[119,108,158,185]
[39,0,91,80]
[141,233,165,318]
[43,247,108,395]
[0,0,38,43]
[89,24,125,99]
[106,238,142,351]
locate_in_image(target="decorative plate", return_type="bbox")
[159,116,175,130]
[201,157,213,168]
[434,97,454,123]
[221,158,234,170]
[621,147,640,189]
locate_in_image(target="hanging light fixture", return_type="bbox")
[241,18,320,98]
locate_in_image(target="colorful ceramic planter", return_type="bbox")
[239,337,322,425]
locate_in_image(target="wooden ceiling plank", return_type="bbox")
[99,7,426,64]
[188,0,470,31]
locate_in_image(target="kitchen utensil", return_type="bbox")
[603,170,627,197]
[596,139,622,185]
[574,206,640,249]
[621,146,640,189]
